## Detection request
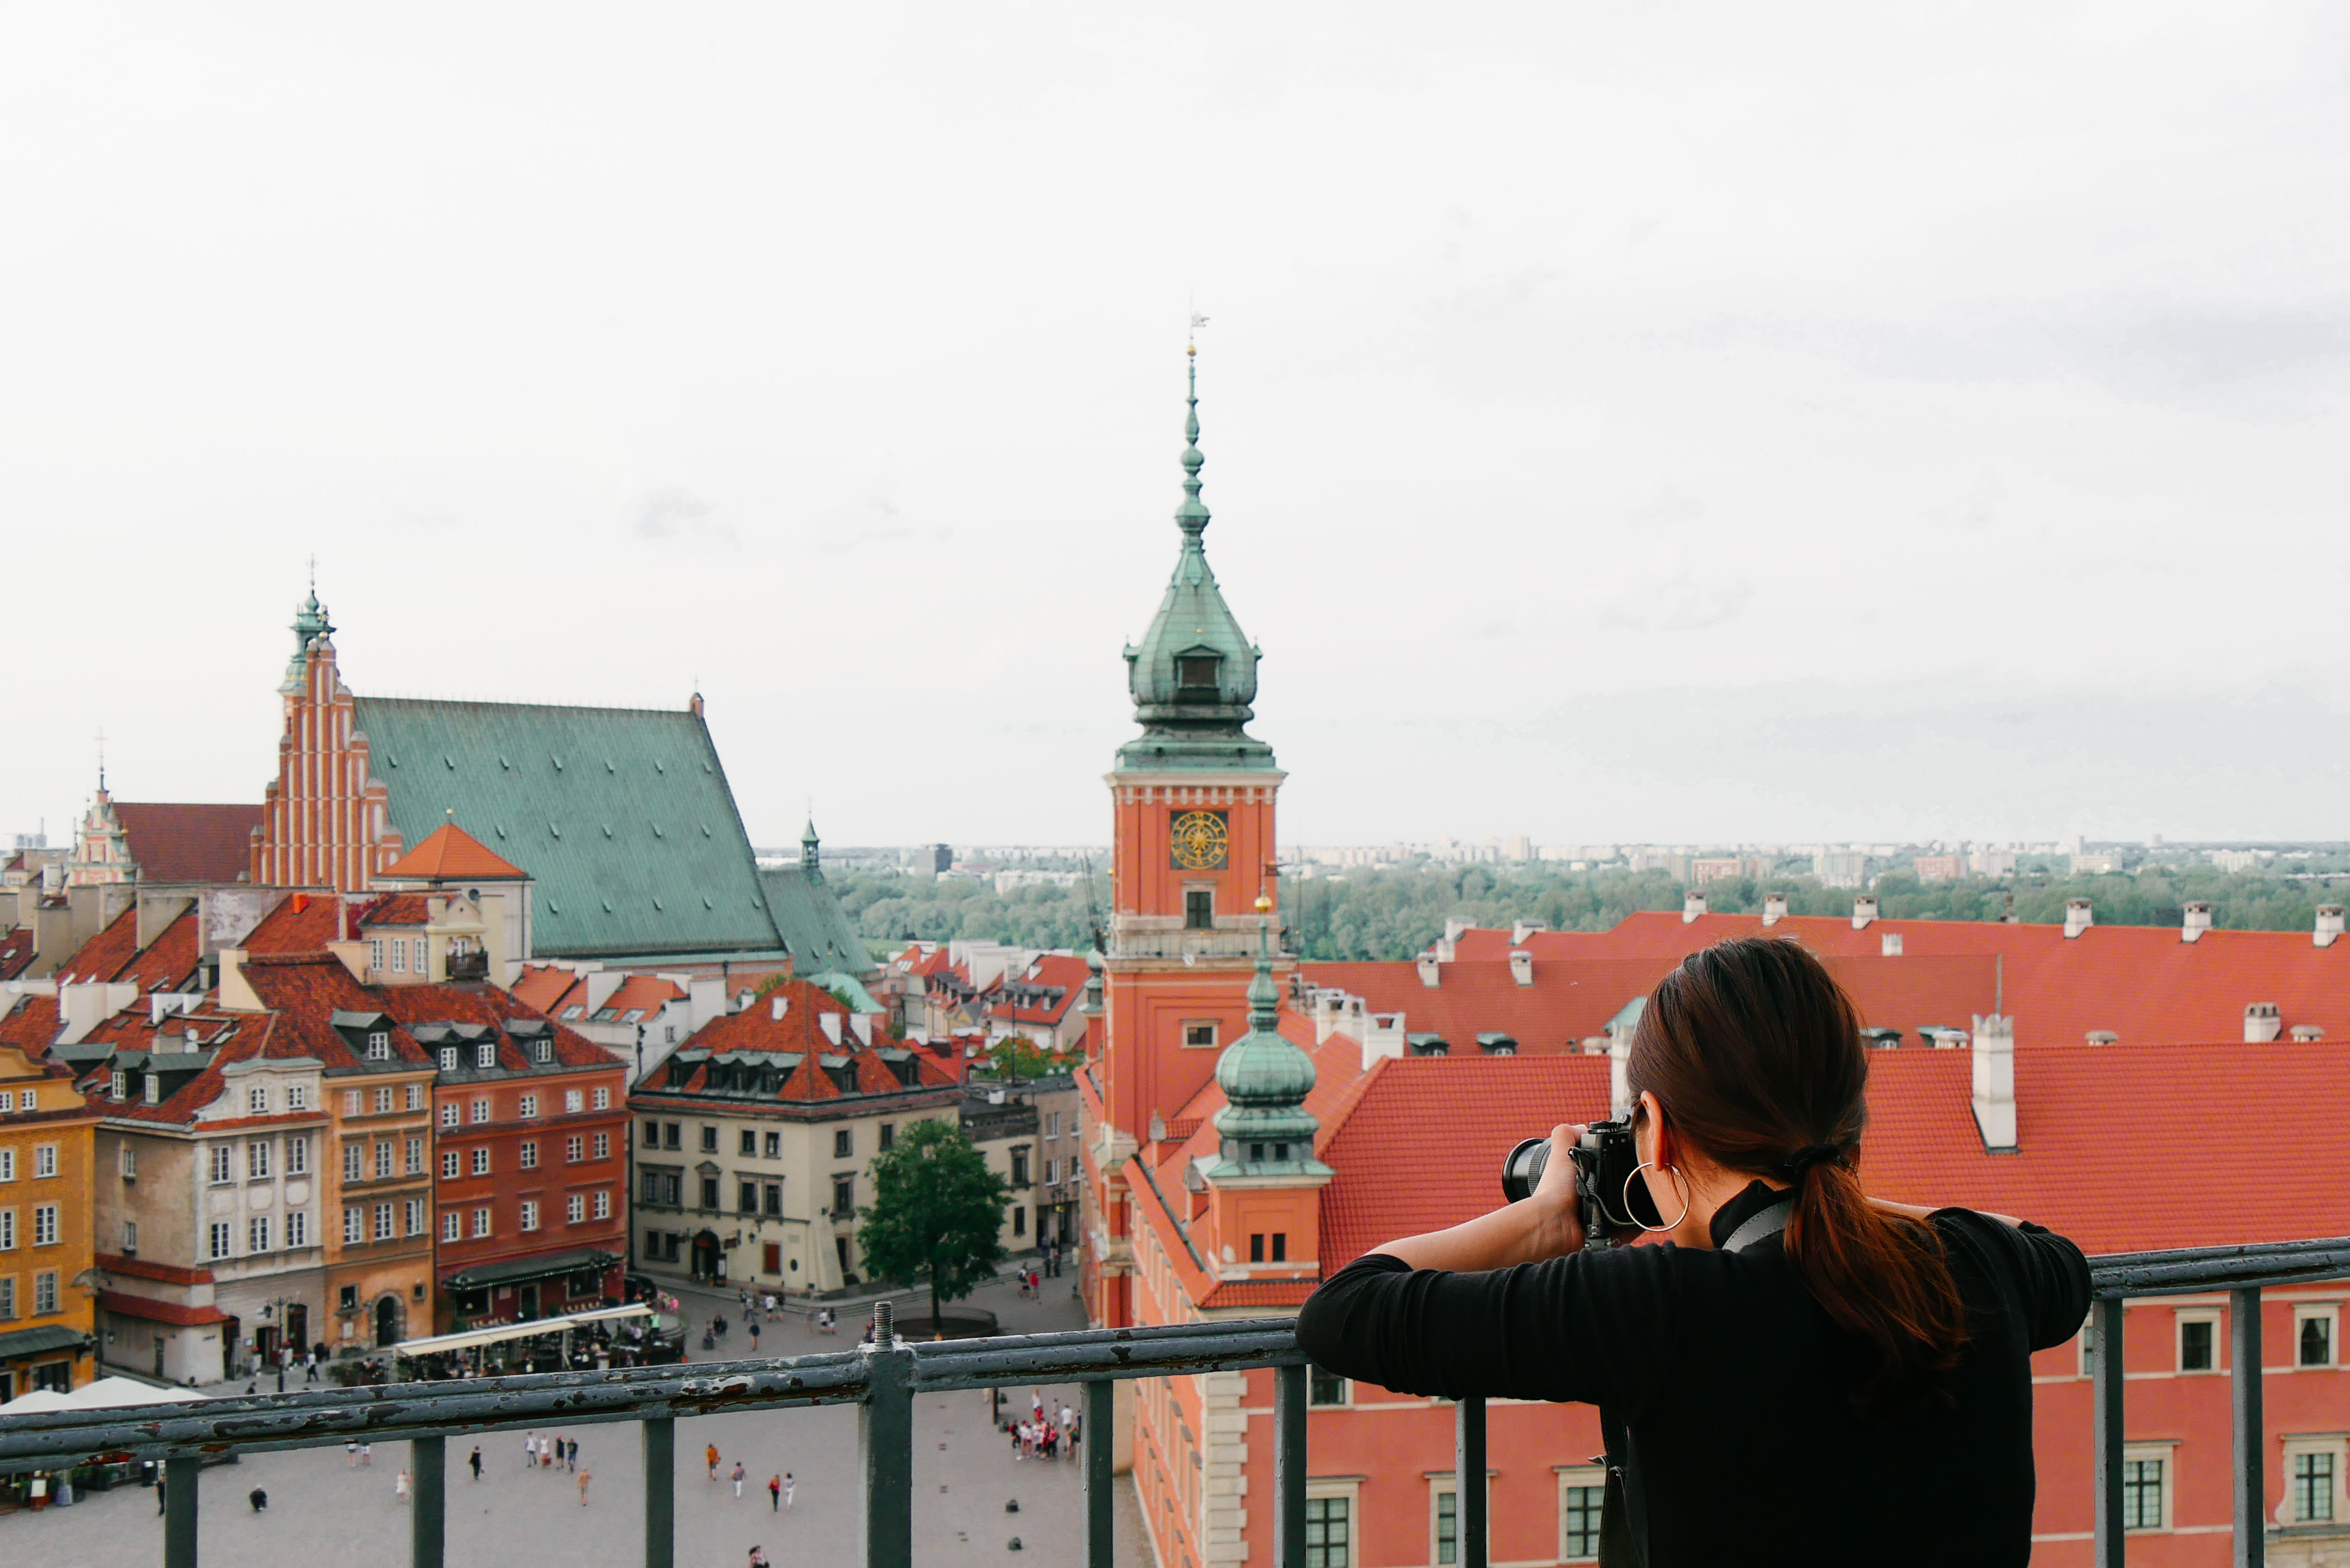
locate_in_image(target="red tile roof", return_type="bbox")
[511,966,687,1024]
[238,953,609,1074]
[93,1253,214,1286]
[0,927,34,980]
[359,894,436,927]
[117,910,202,994]
[638,980,955,1103]
[112,802,265,884]
[239,891,373,953]
[53,905,142,984]
[381,821,526,881]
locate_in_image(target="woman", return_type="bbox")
[1295,938,2089,1567]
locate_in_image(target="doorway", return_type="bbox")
[285,1303,308,1358]
[374,1296,401,1348]
[518,1282,541,1321]
[153,1339,166,1378]
[691,1230,720,1282]
[220,1315,240,1380]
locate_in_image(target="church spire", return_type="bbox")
[801,815,821,876]
[1176,341,1210,542]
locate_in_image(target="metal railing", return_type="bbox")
[4,1239,2348,1567]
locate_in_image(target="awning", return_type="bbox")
[393,1302,655,1359]
[441,1247,619,1291]
[0,1323,93,1361]
[100,1291,229,1327]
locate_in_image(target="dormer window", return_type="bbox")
[366,1031,390,1060]
[1176,652,1221,692]
[439,1047,459,1074]
[110,1070,126,1101]
[144,1075,161,1105]
[476,1042,496,1069]
[535,1040,553,1064]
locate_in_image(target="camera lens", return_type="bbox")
[1499,1136,1550,1203]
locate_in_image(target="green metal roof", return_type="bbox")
[758,866,874,976]
[1117,351,1278,773]
[351,697,781,961]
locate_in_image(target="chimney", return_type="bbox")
[1881,932,1903,957]
[1608,1026,1633,1120]
[1970,1013,2016,1152]
[1415,951,1441,988]
[2319,905,2344,950]
[2244,1003,2282,1043]
[770,993,789,1022]
[1443,917,1473,946]
[1508,949,1533,986]
[850,1015,873,1046]
[585,969,626,1015]
[1852,897,1878,931]
[1761,893,1788,927]
[2085,1030,2118,1046]
[1361,1012,1407,1070]
[2291,1024,2326,1042]
[1682,892,1707,923]
[2181,902,2212,944]
[819,1012,843,1046]
[2063,899,2093,939]
[1313,991,1346,1044]
[1510,920,1547,944]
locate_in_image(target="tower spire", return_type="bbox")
[1177,320,1210,542]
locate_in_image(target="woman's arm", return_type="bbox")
[1871,1197,2022,1227]
[1372,1123,1587,1271]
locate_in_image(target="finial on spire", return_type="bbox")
[95,729,106,793]
[1177,322,1211,541]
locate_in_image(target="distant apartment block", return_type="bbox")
[1813,851,1869,889]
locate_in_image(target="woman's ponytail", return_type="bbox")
[1629,938,1969,1423]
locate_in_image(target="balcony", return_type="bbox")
[1108,917,1286,964]
[2,1237,2345,1566]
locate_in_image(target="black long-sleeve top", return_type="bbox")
[1294,1184,2090,1567]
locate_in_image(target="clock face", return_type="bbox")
[1169,810,1230,871]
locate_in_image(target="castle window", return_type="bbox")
[1176,653,1220,691]
[1185,889,1214,930]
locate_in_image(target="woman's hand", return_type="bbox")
[1369,1122,1588,1272]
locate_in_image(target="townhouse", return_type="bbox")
[0,995,101,1397]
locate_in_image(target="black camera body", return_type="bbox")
[1499,1116,1663,1247]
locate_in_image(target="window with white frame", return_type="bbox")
[405,1198,426,1235]
[440,1102,459,1130]
[32,1205,57,1247]
[1559,1467,1606,1562]
[372,1087,393,1114]
[0,1149,13,1182]
[2286,1438,2346,1523]
[367,1031,390,1059]
[287,1211,308,1248]
[249,1216,271,1253]
[440,1046,460,1073]
[442,1211,461,1243]
[2123,1444,2173,1532]
[344,1144,363,1182]
[369,939,385,974]
[344,1090,361,1116]
[476,1042,496,1069]
[289,1135,309,1175]
[471,1147,490,1176]
[110,1070,126,1101]
[519,1141,539,1170]
[565,1136,583,1163]
[0,1276,13,1316]
[406,1083,424,1111]
[119,1145,135,1179]
[593,1131,610,1160]
[0,1207,13,1248]
[34,1271,56,1315]
[471,1097,490,1124]
[412,937,427,974]
[209,1221,234,1259]
[343,1207,362,1244]
[519,1094,539,1119]
[2297,1306,2338,1368]
[534,1040,553,1064]
[121,1219,138,1252]
[288,1083,308,1111]
[441,1150,460,1179]
[33,1144,55,1179]
[374,1141,393,1179]
[592,1087,610,1111]
[211,1145,235,1184]
[568,1194,586,1224]
[373,1202,394,1241]
[248,1139,270,1180]
[248,1084,268,1114]
[1304,1482,1356,1568]
[472,1207,492,1238]
[520,1199,539,1232]
[0,1090,13,1111]
[593,1189,611,1220]
[405,1137,423,1175]
[2178,1309,2220,1372]
[565,1090,583,1114]
[387,941,405,975]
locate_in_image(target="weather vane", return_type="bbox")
[1188,310,1209,355]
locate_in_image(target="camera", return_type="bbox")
[1499,1116,1663,1246]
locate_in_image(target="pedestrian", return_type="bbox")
[1059,1403,1074,1432]
[395,1469,411,1504]
[748,1319,761,1349]
[468,1447,482,1481]
[523,1432,536,1470]
[567,1438,578,1472]
[156,1475,167,1516]
[1031,1388,1044,1421]
[732,1461,745,1499]
[1068,1413,1080,1458]
[767,1474,781,1512]
[248,1487,268,1512]
[361,1443,372,1467]
[748,1548,770,1568]
[577,1470,591,1506]
[706,1443,720,1481]
[783,1472,794,1510]
[346,1439,360,1469]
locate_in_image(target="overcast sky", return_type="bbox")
[6,6,2348,851]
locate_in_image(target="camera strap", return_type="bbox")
[1719,1193,1795,1254]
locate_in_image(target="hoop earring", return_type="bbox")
[1628,1161,1691,1232]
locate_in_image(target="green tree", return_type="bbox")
[855,1119,1011,1333]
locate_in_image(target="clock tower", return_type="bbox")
[1082,343,1287,1329]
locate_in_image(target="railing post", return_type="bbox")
[2234,1286,2265,1568]
[860,1300,914,1568]
[2093,1297,2125,1568]
[163,1453,199,1568]
[1274,1364,1308,1568]
[1455,1393,1488,1568]
[642,1416,674,1568]
[1083,1379,1116,1568]
[411,1435,445,1568]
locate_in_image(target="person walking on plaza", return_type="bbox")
[346,1439,360,1469]
[577,1470,592,1506]
[305,1350,319,1384]
[706,1443,720,1481]
[468,1446,482,1481]
[782,1472,794,1510]
[767,1474,781,1512]
[731,1461,745,1499]
[566,1437,578,1472]
[360,1442,372,1467]
[395,1469,411,1504]
[523,1433,536,1470]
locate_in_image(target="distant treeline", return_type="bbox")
[829,865,2348,965]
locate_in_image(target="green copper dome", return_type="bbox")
[1117,348,1277,773]
[281,587,337,692]
[1203,944,1328,1175]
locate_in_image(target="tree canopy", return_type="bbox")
[855,1118,1011,1328]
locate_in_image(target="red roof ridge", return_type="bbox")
[381,821,527,881]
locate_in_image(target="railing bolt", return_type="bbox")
[873,1299,894,1345]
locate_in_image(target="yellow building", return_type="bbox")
[0,1001,102,1399]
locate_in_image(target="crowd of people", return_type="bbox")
[1007,1389,1080,1463]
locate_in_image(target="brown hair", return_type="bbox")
[1628,937,1966,1420]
